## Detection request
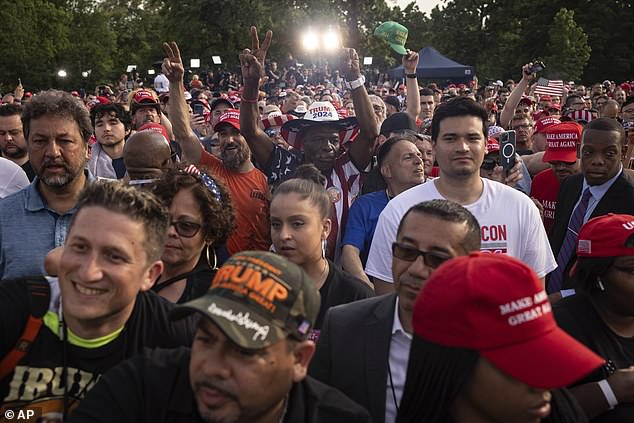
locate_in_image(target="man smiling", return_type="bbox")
[68,251,371,423]
[0,182,196,418]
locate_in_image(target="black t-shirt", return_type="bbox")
[315,261,374,331]
[0,278,197,416]
[68,347,371,423]
[20,160,36,181]
[554,292,634,422]
[152,258,216,304]
[112,157,126,179]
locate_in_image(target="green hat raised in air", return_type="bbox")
[374,21,408,55]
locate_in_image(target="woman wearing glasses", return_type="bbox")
[269,164,374,333]
[151,164,235,303]
[554,214,634,421]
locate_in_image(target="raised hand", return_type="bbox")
[340,47,361,80]
[162,42,185,83]
[402,49,419,75]
[239,26,272,83]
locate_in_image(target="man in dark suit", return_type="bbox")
[308,200,481,423]
[549,117,634,296]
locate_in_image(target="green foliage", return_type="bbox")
[0,0,71,91]
[543,8,591,81]
[0,0,630,93]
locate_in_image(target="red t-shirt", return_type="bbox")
[200,152,271,254]
[530,168,560,234]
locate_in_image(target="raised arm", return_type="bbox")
[162,42,202,163]
[499,63,535,129]
[239,26,275,165]
[343,48,379,171]
[403,50,421,120]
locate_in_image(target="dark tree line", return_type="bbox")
[0,0,630,92]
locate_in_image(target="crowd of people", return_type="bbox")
[0,24,634,422]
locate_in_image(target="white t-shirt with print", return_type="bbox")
[365,178,557,282]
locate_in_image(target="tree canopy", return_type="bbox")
[0,0,630,92]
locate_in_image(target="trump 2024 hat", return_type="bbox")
[374,21,409,55]
[577,214,634,257]
[171,251,320,350]
[413,252,604,389]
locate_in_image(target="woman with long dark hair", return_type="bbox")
[397,253,603,423]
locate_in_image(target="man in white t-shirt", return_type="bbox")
[366,97,557,294]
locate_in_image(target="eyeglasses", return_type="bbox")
[170,220,202,238]
[392,242,452,268]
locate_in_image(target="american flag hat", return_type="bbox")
[280,101,359,150]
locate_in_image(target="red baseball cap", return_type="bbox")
[138,123,170,145]
[534,116,561,135]
[542,122,582,163]
[413,252,604,389]
[213,109,241,133]
[577,214,634,257]
[486,137,500,154]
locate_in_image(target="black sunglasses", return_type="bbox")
[170,220,202,238]
[392,243,452,269]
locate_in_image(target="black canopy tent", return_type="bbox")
[388,46,475,84]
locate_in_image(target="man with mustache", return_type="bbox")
[162,43,271,254]
[68,251,372,423]
[0,90,93,279]
[129,90,162,129]
[0,103,36,180]
[310,200,481,423]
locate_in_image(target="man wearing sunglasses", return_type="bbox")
[309,200,480,423]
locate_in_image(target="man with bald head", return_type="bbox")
[599,99,620,120]
[123,123,174,182]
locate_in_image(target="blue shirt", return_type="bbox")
[0,172,92,279]
[341,190,390,266]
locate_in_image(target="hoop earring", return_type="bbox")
[206,245,218,270]
[321,239,327,259]
[597,276,606,292]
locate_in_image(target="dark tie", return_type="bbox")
[548,188,592,293]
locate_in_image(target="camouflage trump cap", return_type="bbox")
[170,251,320,349]
[374,21,409,55]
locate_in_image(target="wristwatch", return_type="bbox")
[406,73,417,79]
[344,75,366,90]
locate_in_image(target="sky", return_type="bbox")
[391,0,443,15]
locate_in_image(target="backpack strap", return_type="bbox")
[0,277,50,381]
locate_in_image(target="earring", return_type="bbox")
[321,239,327,259]
[206,244,218,270]
[597,276,606,292]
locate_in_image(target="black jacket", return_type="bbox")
[68,347,371,423]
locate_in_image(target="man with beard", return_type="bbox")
[239,27,378,261]
[130,90,162,129]
[162,43,270,254]
[0,90,92,279]
[0,103,36,180]
[530,122,583,234]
